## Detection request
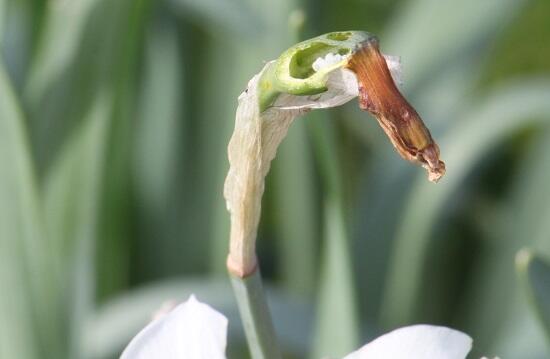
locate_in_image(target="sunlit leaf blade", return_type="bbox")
[0,0,5,37]
[168,0,264,40]
[135,21,180,219]
[311,198,360,359]
[490,305,550,359]
[516,249,550,342]
[96,0,150,299]
[449,127,550,355]
[272,124,318,295]
[0,57,61,358]
[43,94,111,357]
[132,18,187,278]
[480,129,550,357]
[382,79,550,327]
[384,0,526,90]
[519,131,550,250]
[25,0,101,105]
[310,117,359,359]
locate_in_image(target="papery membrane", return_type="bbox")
[224,62,359,276]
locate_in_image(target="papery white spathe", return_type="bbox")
[224,61,361,275]
[343,325,472,359]
[121,295,227,359]
[224,54,401,275]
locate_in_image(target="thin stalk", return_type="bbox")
[230,269,282,359]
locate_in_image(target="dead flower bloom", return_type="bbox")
[346,38,445,182]
[224,32,445,277]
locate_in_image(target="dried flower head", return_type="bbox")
[346,38,446,182]
[224,31,445,277]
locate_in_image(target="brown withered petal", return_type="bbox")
[345,38,446,182]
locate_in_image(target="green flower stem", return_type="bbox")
[230,269,282,359]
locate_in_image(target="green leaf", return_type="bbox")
[453,127,550,354]
[516,249,550,342]
[491,309,549,359]
[168,0,265,40]
[43,94,111,357]
[0,56,61,358]
[0,0,5,37]
[272,122,318,295]
[311,198,360,359]
[382,79,550,327]
[309,116,359,359]
[25,0,101,105]
[131,17,188,278]
[95,0,151,299]
[519,131,550,251]
[384,0,527,91]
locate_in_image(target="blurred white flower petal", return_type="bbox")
[121,295,228,359]
[343,325,472,359]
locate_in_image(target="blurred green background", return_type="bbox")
[1,0,550,358]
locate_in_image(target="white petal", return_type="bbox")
[343,325,472,359]
[121,295,228,359]
[383,54,403,87]
[312,52,346,72]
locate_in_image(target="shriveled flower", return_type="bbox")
[224,31,445,277]
[121,296,488,359]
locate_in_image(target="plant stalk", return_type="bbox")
[230,269,282,359]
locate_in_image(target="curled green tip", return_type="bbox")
[258,31,376,112]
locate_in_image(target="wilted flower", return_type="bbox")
[224,31,445,277]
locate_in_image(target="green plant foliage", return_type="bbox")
[0,58,62,358]
[383,80,550,327]
[517,249,550,342]
[2,0,550,358]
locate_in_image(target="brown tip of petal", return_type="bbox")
[421,144,446,182]
[346,39,446,182]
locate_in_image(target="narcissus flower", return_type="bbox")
[121,295,227,359]
[121,295,479,359]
